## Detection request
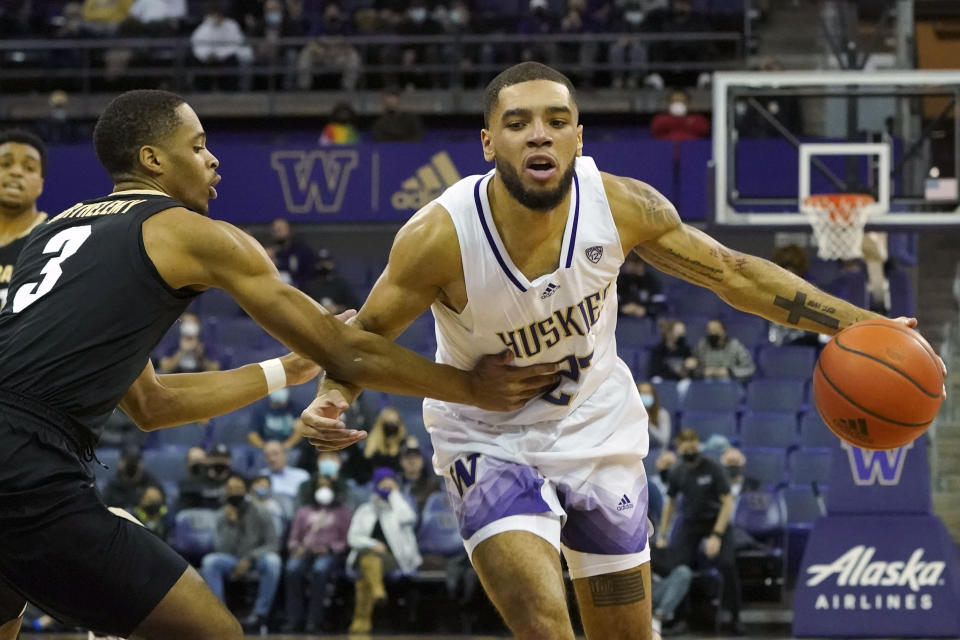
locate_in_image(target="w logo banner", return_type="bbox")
[842,441,914,486]
[270,150,360,214]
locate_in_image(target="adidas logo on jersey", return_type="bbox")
[391,152,462,210]
[617,494,634,511]
[540,282,560,299]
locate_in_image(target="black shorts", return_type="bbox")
[0,397,188,637]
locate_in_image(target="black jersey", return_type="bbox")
[0,190,199,442]
[0,214,46,309]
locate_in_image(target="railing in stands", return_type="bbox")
[0,31,745,97]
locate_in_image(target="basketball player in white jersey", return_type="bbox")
[301,62,941,639]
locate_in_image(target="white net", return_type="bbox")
[801,194,883,260]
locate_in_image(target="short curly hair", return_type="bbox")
[93,90,186,180]
[483,62,577,127]
[0,129,47,177]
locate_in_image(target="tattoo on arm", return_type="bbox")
[587,570,646,607]
[774,291,840,329]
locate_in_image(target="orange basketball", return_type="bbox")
[812,318,944,450]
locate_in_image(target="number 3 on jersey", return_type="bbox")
[11,225,92,313]
[543,351,594,405]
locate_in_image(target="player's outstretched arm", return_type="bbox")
[141,208,559,412]
[119,350,324,432]
[605,174,883,335]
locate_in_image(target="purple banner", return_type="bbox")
[793,515,960,637]
[41,136,692,224]
[827,435,932,516]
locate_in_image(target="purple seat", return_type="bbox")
[788,447,834,486]
[681,410,738,441]
[745,379,806,413]
[740,411,798,449]
[799,411,839,448]
[757,345,817,380]
[742,447,788,489]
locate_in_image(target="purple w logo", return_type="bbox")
[450,453,481,498]
[842,441,914,486]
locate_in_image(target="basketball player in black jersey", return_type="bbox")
[0,130,48,310]
[0,90,561,640]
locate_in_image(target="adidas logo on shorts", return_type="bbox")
[391,151,462,210]
[617,494,634,511]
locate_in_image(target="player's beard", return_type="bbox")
[495,155,576,212]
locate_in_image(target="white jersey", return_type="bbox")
[424,156,648,470]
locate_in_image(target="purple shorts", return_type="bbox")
[443,453,651,579]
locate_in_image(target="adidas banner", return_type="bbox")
[793,436,960,637]
[40,138,682,223]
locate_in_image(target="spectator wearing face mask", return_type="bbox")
[397,436,440,518]
[372,89,424,143]
[296,450,361,510]
[346,467,422,633]
[250,474,287,536]
[650,319,698,381]
[319,102,360,146]
[248,387,303,450]
[651,90,710,143]
[356,408,407,479]
[158,311,219,374]
[102,446,160,511]
[694,318,756,381]
[201,473,282,632]
[133,485,171,540]
[637,381,672,449]
[303,247,359,314]
[657,429,742,634]
[266,217,316,288]
[618,252,666,318]
[176,445,233,510]
[721,447,759,501]
[282,476,352,633]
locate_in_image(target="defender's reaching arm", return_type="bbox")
[141,207,558,415]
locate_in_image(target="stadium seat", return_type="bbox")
[170,508,219,563]
[799,411,839,448]
[677,314,709,347]
[213,316,271,350]
[744,379,805,413]
[383,393,425,416]
[781,484,829,575]
[615,316,657,349]
[213,410,256,446]
[757,345,817,380]
[733,489,786,540]
[742,447,788,489]
[195,287,242,317]
[680,410,738,442]
[417,491,463,556]
[788,447,834,486]
[396,315,435,352]
[739,411,798,449]
[669,288,725,318]
[652,380,681,413]
[724,315,769,350]
[231,444,264,476]
[617,346,651,380]
[681,379,741,413]
[142,445,190,484]
[149,422,210,448]
[288,382,318,411]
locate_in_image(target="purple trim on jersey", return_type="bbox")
[473,177,527,293]
[558,480,649,555]
[446,456,551,539]
[563,173,581,269]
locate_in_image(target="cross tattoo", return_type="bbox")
[774,291,840,328]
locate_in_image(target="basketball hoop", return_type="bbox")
[801,193,883,260]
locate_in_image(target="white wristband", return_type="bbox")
[258,358,287,393]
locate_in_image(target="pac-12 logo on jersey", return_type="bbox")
[842,441,913,486]
[585,246,603,263]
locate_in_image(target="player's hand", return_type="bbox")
[300,390,366,450]
[890,316,948,385]
[467,350,562,411]
[704,535,721,558]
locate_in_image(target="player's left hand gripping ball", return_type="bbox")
[300,389,366,450]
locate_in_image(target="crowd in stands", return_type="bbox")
[1,0,747,92]
[39,220,913,635]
